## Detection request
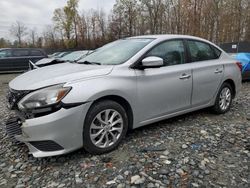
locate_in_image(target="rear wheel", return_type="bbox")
[212,82,233,114]
[82,100,128,154]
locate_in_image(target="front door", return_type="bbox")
[135,40,192,123]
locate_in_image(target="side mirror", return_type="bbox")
[141,56,164,69]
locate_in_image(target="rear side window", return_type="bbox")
[211,46,222,58]
[30,50,43,56]
[12,49,29,57]
[0,49,12,58]
[187,40,218,62]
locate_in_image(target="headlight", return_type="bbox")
[18,84,71,110]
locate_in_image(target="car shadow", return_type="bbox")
[128,107,211,133]
[23,107,213,165]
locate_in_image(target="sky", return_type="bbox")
[0,0,116,41]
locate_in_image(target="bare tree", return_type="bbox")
[29,28,37,47]
[10,21,27,47]
[7,0,250,49]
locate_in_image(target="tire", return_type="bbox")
[82,100,128,154]
[211,82,233,114]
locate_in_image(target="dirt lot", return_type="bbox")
[0,73,249,188]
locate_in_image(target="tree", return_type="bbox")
[53,0,79,48]
[141,0,166,34]
[29,28,37,47]
[64,0,79,47]
[43,25,60,48]
[245,0,250,41]
[0,38,11,48]
[5,0,250,50]
[109,0,138,39]
[10,21,27,47]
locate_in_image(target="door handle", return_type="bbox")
[214,69,223,74]
[179,73,191,79]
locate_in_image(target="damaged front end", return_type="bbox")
[5,85,85,157]
[5,88,30,143]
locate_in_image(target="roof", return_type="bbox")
[130,34,206,41]
[129,34,222,51]
[129,34,218,47]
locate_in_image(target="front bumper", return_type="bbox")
[9,103,90,157]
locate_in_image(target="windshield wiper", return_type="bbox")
[68,60,77,63]
[79,61,101,65]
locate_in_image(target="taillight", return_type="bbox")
[236,62,242,72]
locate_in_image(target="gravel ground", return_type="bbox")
[0,74,249,188]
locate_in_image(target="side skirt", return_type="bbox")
[136,103,213,129]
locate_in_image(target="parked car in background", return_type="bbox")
[60,50,93,62]
[235,53,250,80]
[48,52,61,58]
[54,51,71,58]
[30,50,92,69]
[48,51,72,58]
[0,48,47,72]
[6,35,241,157]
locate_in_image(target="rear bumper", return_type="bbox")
[12,103,90,157]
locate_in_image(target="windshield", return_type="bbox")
[78,38,154,65]
[60,51,89,61]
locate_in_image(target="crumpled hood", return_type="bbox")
[9,63,113,90]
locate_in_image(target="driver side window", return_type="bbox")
[146,40,185,66]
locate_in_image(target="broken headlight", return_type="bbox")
[18,84,71,111]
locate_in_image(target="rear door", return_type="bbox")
[29,49,47,63]
[11,49,30,70]
[186,40,224,106]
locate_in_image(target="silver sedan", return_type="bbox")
[7,35,242,157]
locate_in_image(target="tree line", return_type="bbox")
[1,0,249,49]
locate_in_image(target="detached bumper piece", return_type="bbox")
[5,116,22,144]
[29,141,64,152]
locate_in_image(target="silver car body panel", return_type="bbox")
[8,35,242,157]
[15,103,91,157]
[9,62,114,90]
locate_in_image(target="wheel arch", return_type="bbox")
[90,95,134,130]
[223,79,236,98]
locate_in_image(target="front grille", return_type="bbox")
[7,88,29,110]
[5,116,22,144]
[29,141,64,152]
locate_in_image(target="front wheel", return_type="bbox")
[82,100,128,154]
[212,83,233,114]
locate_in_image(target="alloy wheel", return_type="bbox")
[219,87,231,111]
[89,109,124,148]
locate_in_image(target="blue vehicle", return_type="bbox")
[235,53,250,80]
